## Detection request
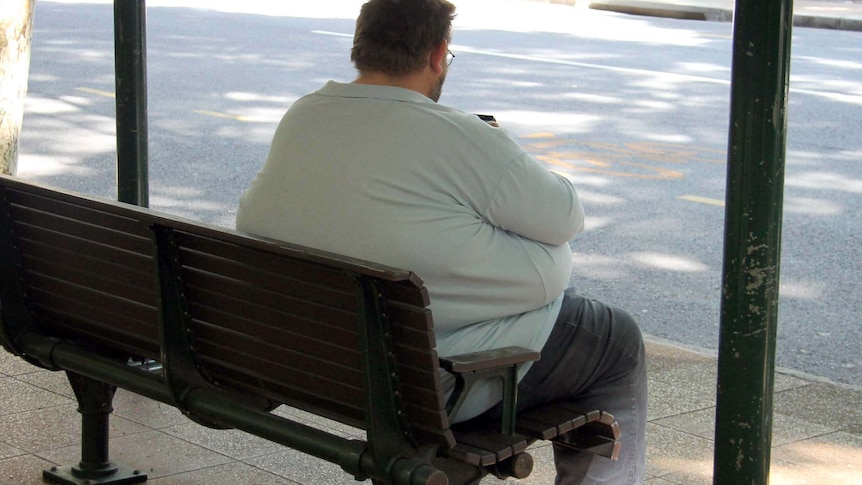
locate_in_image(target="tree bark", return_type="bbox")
[1,0,36,176]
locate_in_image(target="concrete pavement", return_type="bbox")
[2,336,860,484]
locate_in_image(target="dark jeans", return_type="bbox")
[488,289,647,484]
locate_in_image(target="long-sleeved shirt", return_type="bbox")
[236,81,584,421]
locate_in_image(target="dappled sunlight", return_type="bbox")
[570,253,632,280]
[25,94,82,115]
[577,189,628,206]
[455,1,714,47]
[16,154,100,178]
[770,435,862,484]
[779,280,827,299]
[494,110,601,133]
[582,216,614,232]
[628,252,711,273]
[47,0,367,19]
[560,173,614,187]
[20,96,116,164]
[792,75,862,96]
[630,99,677,112]
[676,61,731,75]
[223,91,299,104]
[785,172,862,194]
[796,55,862,71]
[783,196,844,216]
[560,92,625,105]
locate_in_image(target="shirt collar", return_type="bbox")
[317,80,435,104]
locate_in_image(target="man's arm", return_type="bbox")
[485,152,585,246]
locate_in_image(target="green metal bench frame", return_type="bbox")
[0,174,619,485]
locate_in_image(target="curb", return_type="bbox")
[590,0,732,21]
[585,0,862,31]
[793,13,862,31]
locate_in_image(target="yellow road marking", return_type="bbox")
[522,132,556,139]
[679,195,725,206]
[193,110,251,122]
[537,154,685,180]
[75,87,115,98]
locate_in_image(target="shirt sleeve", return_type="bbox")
[484,152,585,245]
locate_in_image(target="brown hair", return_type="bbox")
[351,0,456,77]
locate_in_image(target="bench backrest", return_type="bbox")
[0,175,453,447]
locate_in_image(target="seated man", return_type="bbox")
[236,0,646,483]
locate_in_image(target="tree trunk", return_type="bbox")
[1,0,36,176]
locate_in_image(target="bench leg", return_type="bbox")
[43,372,147,485]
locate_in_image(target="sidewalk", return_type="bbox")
[2,337,859,484]
[538,0,862,31]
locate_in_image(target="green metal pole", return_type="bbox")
[114,0,148,207]
[713,0,794,482]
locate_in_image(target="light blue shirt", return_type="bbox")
[237,81,584,420]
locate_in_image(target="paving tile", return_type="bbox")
[0,403,149,453]
[774,371,811,392]
[14,370,75,399]
[0,454,57,485]
[773,383,862,433]
[245,448,363,485]
[0,442,25,460]
[37,430,233,480]
[645,478,682,484]
[658,462,713,485]
[147,461,297,484]
[655,407,838,446]
[770,431,862,483]
[0,376,72,416]
[112,388,189,429]
[645,422,713,479]
[647,377,716,421]
[272,405,365,439]
[0,352,43,377]
[645,340,716,381]
[161,421,288,460]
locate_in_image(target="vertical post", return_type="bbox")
[713,0,794,482]
[114,0,148,207]
[43,372,147,484]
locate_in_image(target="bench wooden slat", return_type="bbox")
[22,255,156,305]
[445,443,498,467]
[195,340,363,401]
[387,302,435,333]
[450,428,528,463]
[13,223,153,273]
[193,320,361,383]
[186,287,358,350]
[380,279,431,307]
[10,206,151,255]
[189,303,358,366]
[28,303,160,358]
[25,274,157,327]
[173,230,359,292]
[181,263,359,316]
[5,187,149,237]
[199,358,365,426]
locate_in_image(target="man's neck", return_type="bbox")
[353,71,432,99]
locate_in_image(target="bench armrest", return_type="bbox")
[439,346,540,374]
[440,346,540,434]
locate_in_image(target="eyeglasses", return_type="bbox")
[446,49,455,66]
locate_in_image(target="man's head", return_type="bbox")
[351,0,456,100]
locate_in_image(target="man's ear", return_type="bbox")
[429,40,448,73]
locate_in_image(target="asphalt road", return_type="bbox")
[17,0,862,387]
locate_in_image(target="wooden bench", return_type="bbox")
[0,174,620,485]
